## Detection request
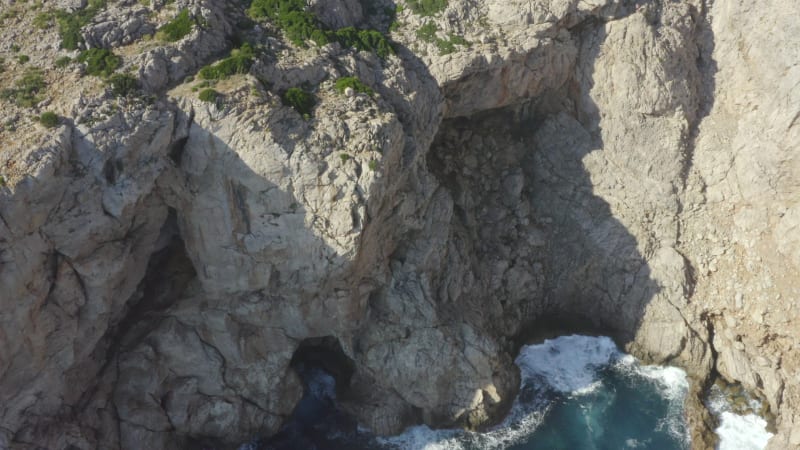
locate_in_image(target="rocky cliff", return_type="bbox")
[0,0,798,448]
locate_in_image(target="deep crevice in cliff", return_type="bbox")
[107,208,196,352]
[75,207,197,415]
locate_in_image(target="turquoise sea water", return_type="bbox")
[252,335,771,450]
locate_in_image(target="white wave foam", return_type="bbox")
[382,335,620,450]
[379,407,547,450]
[377,425,462,450]
[612,352,690,444]
[707,384,773,450]
[515,335,619,393]
[715,412,773,450]
[641,365,689,442]
[636,365,689,400]
[383,335,695,450]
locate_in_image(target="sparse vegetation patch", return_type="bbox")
[247,0,393,56]
[39,111,60,128]
[55,56,72,68]
[0,68,46,107]
[416,21,438,42]
[416,23,470,55]
[157,9,195,42]
[33,11,55,29]
[77,48,121,77]
[107,73,139,97]
[56,0,107,50]
[406,0,447,16]
[332,27,393,58]
[334,77,374,96]
[282,87,315,116]
[198,43,254,80]
[198,88,219,103]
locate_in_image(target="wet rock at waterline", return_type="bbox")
[1,0,799,448]
[256,337,774,450]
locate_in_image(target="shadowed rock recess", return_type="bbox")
[0,0,798,449]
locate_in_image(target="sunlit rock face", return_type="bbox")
[1,0,799,449]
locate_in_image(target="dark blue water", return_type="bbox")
[508,367,686,450]
[250,336,691,450]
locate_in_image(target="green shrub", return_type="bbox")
[39,111,59,128]
[157,9,193,42]
[248,0,392,55]
[332,27,393,58]
[249,0,325,47]
[107,73,139,96]
[282,87,315,116]
[198,88,219,102]
[334,76,373,96]
[368,159,378,171]
[448,33,470,46]
[55,56,72,68]
[416,21,437,42]
[0,67,46,107]
[198,43,254,80]
[17,55,29,64]
[436,38,454,55]
[248,0,305,20]
[77,48,120,77]
[283,10,327,46]
[435,33,470,55]
[0,58,5,73]
[56,0,107,50]
[407,0,447,16]
[339,153,350,162]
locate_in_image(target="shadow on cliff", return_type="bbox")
[69,2,720,448]
[48,105,362,449]
[426,0,716,375]
[88,40,447,449]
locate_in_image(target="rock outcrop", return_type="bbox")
[1,0,799,448]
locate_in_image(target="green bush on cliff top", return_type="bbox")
[77,48,120,77]
[282,87,315,116]
[0,67,46,107]
[406,0,447,16]
[157,9,195,42]
[334,76,373,96]
[198,43,255,80]
[39,111,59,128]
[56,0,107,50]
[246,0,392,56]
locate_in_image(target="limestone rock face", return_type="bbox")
[0,106,182,448]
[1,0,799,448]
[684,0,800,446]
[309,0,363,29]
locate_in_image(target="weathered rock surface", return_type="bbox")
[1,0,799,448]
